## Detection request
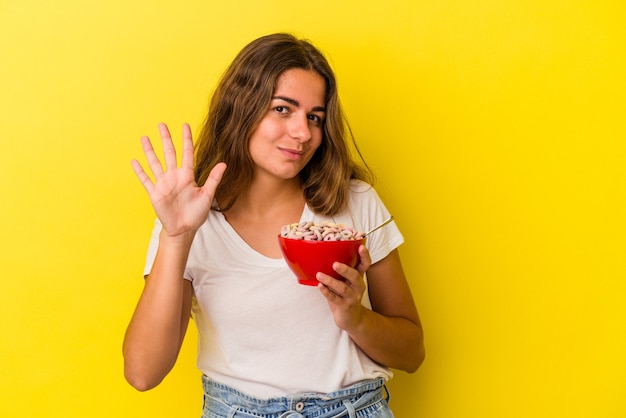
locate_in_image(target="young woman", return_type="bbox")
[123,33,424,418]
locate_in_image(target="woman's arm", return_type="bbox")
[123,123,226,390]
[122,233,194,391]
[317,247,425,372]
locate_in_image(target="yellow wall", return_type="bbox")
[1,1,624,416]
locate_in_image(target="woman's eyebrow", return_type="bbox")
[272,95,325,112]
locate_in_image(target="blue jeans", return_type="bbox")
[201,376,394,418]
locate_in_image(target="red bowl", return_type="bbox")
[278,236,366,286]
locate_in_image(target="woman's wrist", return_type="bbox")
[158,229,197,249]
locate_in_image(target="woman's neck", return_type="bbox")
[222,177,306,258]
[225,176,305,221]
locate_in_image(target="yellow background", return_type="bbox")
[1,0,624,416]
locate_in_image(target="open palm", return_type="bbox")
[131,123,226,237]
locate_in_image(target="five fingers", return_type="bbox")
[132,123,216,187]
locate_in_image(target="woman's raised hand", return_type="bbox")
[131,123,226,238]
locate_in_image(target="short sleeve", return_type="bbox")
[348,180,404,265]
[142,219,162,278]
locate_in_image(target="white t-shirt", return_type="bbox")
[143,180,404,398]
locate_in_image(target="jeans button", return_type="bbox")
[295,401,305,412]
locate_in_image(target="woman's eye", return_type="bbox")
[274,106,289,114]
[308,114,322,124]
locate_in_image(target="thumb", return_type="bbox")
[201,162,227,197]
[356,244,371,275]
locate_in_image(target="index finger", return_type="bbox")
[180,123,195,171]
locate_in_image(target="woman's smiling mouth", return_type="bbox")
[278,147,304,160]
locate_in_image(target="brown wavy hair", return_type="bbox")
[194,33,372,216]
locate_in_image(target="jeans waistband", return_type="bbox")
[202,376,388,418]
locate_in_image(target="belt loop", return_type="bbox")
[342,399,356,418]
[227,405,239,418]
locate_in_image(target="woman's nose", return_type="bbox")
[288,115,311,142]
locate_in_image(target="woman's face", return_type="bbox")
[248,68,326,182]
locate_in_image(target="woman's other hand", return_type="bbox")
[316,244,371,332]
[317,246,425,372]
